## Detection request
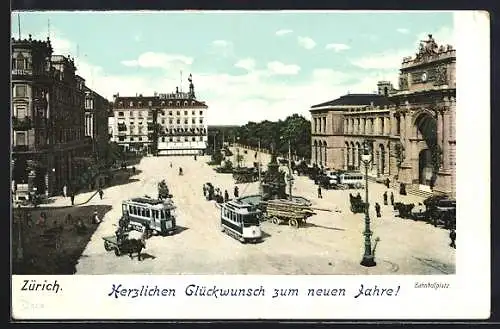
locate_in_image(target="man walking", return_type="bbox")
[383,191,388,205]
[390,192,394,206]
[449,228,456,248]
[224,190,229,202]
[375,202,381,218]
[98,189,104,200]
[317,186,322,199]
[70,193,75,206]
[234,186,239,198]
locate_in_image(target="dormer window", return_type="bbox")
[191,101,195,105]
[119,101,123,106]
[176,101,180,106]
[169,101,173,106]
[148,101,153,106]
[129,101,134,107]
[184,101,188,106]
[138,101,142,106]
[161,101,165,106]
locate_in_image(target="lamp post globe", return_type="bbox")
[360,142,376,267]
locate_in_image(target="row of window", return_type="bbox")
[313,117,327,133]
[117,136,205,142]
[222,208,243,223]
[118,100,198,107]
[117,110,203,117]
[128,205,169,220]
[344,117,400,135]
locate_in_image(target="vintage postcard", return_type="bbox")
[10,10,490,320]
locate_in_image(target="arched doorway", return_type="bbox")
[419,149,433,185]
[323,141,327,167]
[379,144,385,175]
[355,142,361,170]
[318,141,323,166]
[345,142,350,169]
[313,140,318,164]
[415,112,438,187]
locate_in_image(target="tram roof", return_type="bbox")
[124,197,176,209]
[223,200,260,214]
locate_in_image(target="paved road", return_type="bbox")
[75,151,455,275]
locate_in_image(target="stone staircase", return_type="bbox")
[365,175,437,199]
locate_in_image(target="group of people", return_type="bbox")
[202,184,239,203]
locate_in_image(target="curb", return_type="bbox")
[28,190,100,211]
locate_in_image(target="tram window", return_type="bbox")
[140,208,145,217]
[132,206,136,215]
[160,211,165,219]
[129,205,133,213]
[146,209,150,217]
[165,210,170,217]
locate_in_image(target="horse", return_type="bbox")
[121,235,147,261]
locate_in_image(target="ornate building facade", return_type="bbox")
[11,35,90,197]
[111,74,209,155]
[310,34,456,196]
[84,86,110,160]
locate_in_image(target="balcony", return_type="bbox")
[12,116,32,130]
[12,69,33,76]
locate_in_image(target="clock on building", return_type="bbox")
[421,72,428,82]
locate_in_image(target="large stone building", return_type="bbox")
[111,74,209,155]
[84,86,110,160]
[310,34,456,196]
[11,35,91,197]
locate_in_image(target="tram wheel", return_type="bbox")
[104,241,112,251]
[114,248,121,256]
[289,219,299,228]
[272,217,280,225]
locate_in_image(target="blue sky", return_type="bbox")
[11,11,455,124]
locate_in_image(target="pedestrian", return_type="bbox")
[203,184,207,197]
[390,192,394,206]
[132,166,136,174]
[356,192,361,200]
[70,194,75,206]
[375,202,381,218]
[385,178,390,189]
[234,186,239,198]
[383,191,388,205]
[170,162,172,168]
[93,211,102,224]
[449,228,456,248]
[224,190,229,202]
[317,186,322,199]
[63,184,68,198]
[98,189,104,200]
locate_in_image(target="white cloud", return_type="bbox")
[350,49,410,70]
[275,29,293,36]
[325,43,350,52]
[120,52,193,70]
[234,58,256,71]
[297,36,316,50]
[266,61,300,75]
[212,40,230,47]
[397,28,410,34]
[27,30,403,126]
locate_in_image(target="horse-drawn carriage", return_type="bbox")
[349,193,366,213]
[103,227,146,261]
[262,199,315,228]
[157,180,172,200]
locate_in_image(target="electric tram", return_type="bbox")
[122,196,177,236]
[220,200,262,243]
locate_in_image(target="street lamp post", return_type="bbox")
[360,142,376,267]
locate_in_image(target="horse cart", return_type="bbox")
[263,199,315,228]
[349,194,366,214]
[102,234,146,261]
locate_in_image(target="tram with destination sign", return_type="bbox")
[220,200,262,243]
[122,197,177,236]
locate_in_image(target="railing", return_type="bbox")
[12,69,33,76]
